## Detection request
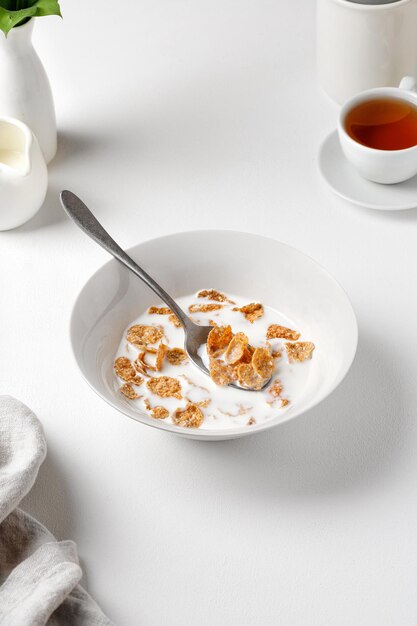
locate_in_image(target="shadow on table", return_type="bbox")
[20,446,77,542]
[175,331,407,498]
[359,205,417,223]
[50,129,106,171]
[327,189,417,222]
[18,129,109,232]
[20,447,93,594]
[16,181,64,232]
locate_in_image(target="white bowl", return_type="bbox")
[70,230,358,441]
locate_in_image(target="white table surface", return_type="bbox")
[1,0,417,624]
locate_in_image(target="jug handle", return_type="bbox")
[399,76,416,92]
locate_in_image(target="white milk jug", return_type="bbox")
[0,117,48,230]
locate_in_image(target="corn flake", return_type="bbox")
[236,363,264,390]
[120,383,140,400]
[239,345,255,364]
[155,343,167,371]
[224,332,248,365]
[148,306,172,315]
[232,302,264,323]
[266,324,300,341]
[127,324,163,346]
[166,347,188,366]
[146,376,182,399]
[247,417,256,426]
[173,403,204,428]
[151,406,169,419]
[114,356,137,382]
[134,357,149,377]
[197,289,235,304]
[189,303,223,313]
[207,325,233,357]
[209,359,235,386]
[138,351,157,373]
[252,347,274,379]
[168,314,181,328]
[285,341,315,362]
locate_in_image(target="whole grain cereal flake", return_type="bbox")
[155,343,168,371]
[114,356,137,382]
[120,383,140,400]
[166,347,188,366]
[224,332,249,365]
[209,358,235,386]
[127,324,163,346]
[151,406,169,419]
[189,303,223,313]
[173,403,204,428]
[266,324,300,341]
[232,302,264,323]
[207,325,233,357]
[252,347,274,379]
[236,363,265,391]
[134,357,149,377]
[168,314,181,328]
[285,341,315,362]
[197,289,235,304]
[148,306,172,315]
[146,376,182,399]
[137,351,157,373]
[240,345,255,364]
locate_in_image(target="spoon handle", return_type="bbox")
[60,190,191,329]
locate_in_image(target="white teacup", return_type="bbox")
[338,77,417,184]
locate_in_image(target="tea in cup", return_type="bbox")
[338,77,417,184]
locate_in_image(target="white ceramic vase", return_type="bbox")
[0,19,57,164]
[0,117,48,231]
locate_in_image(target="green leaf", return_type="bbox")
[32,0,61,18]
[0,6,37,34]
[0,0,61,36]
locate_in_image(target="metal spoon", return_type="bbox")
[60,190,270,391]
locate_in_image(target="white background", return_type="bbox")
[1,0,416,624]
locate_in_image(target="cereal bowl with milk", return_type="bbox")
[70,230,357,441]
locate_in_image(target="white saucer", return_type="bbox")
[318,130,417,211]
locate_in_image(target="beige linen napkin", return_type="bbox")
[0,396,113,625]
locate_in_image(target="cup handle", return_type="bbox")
[399,76,416,92]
